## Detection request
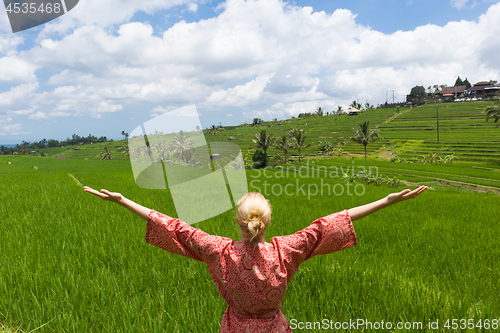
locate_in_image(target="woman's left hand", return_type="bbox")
[386,185,428,205]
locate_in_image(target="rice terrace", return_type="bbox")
[1,101,499,332]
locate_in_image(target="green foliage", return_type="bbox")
[463,78,471,88]
[289,128,310,162]
[485,92,500,128]
[97,147,113,160]
[251,149,268,168]
[274,135,293,163]
[318,140,333,153]
[251,118,263,126]
[410,85,426,103]
[252,130,275,157]
[351,121,381,161]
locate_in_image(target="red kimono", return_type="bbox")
[146,210,357,332]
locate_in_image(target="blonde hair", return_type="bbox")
[236,192,271,242]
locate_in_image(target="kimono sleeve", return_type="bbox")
[145,210,232,263]
[272,210,357,268]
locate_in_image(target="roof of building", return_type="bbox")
[441,85,466,95]
[473,81,491,86]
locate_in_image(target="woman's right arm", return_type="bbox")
[83,186,152,221]
[347,185,428,221]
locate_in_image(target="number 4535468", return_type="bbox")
[443,319,498,330]
[6,2,61,14]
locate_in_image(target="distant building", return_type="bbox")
[347,107,362,115]
[440,85,466,98]
[467,81,500,98]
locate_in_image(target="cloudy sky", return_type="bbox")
[1,0,499,144]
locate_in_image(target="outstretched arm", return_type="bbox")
[83,186,152,221]
[348,185,428,221]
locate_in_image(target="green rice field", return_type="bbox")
[1,151,499,332]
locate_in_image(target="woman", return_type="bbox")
[83,185,427,332]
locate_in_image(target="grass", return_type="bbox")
[1,155,499,332]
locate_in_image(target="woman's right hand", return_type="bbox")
[83,186,123,204]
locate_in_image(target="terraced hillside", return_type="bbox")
[31,101,498,166]
[367,102,500,163]
[207,108,396,157]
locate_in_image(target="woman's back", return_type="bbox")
[146,209,357,332]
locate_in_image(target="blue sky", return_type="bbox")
[1,0,499,144]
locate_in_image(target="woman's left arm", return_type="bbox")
[83,186,152,221]
[347,185,428,221]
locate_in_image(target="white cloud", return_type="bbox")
[89,101,123,118]
[28,111,48,120]
[2,0,500,125]
[37,0,205,34]
[206,74,275,107]
[0,119,30,136]
[187,3,199,12]
[451,0,470,9]
[0,82,39,108]
[0,57,38,83]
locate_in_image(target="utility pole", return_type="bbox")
[436,107,440,144]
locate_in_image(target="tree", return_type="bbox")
[252,130,275,161]
[290,129,310,163]
[252,150,268,168]
[168,130,195,162]
[350,100,362,110]
[454,76,464,86]
[209,125,220,136]
[485,92,500,128]
[364,102,374,110]
[252,118,263,126]
[274,135,293,163]
[410,85,426,104]
[336,106,344,115]
[463,78,471,88]
[351,121,381,161]
[315,107,324,117]
[98,147,113,160]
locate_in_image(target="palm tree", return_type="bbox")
[336,106,344,115]
[209,125,220,136]
[98,147,113,160]
[168,131,195,163]
[351,121,381,161]
[350,100,362,110]
[315,107,324,117]
[290,129,310,163]
[485,92,500,128]
[274,135,293,163]
[252,130,275,157]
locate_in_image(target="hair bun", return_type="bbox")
[249,211,260,219]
